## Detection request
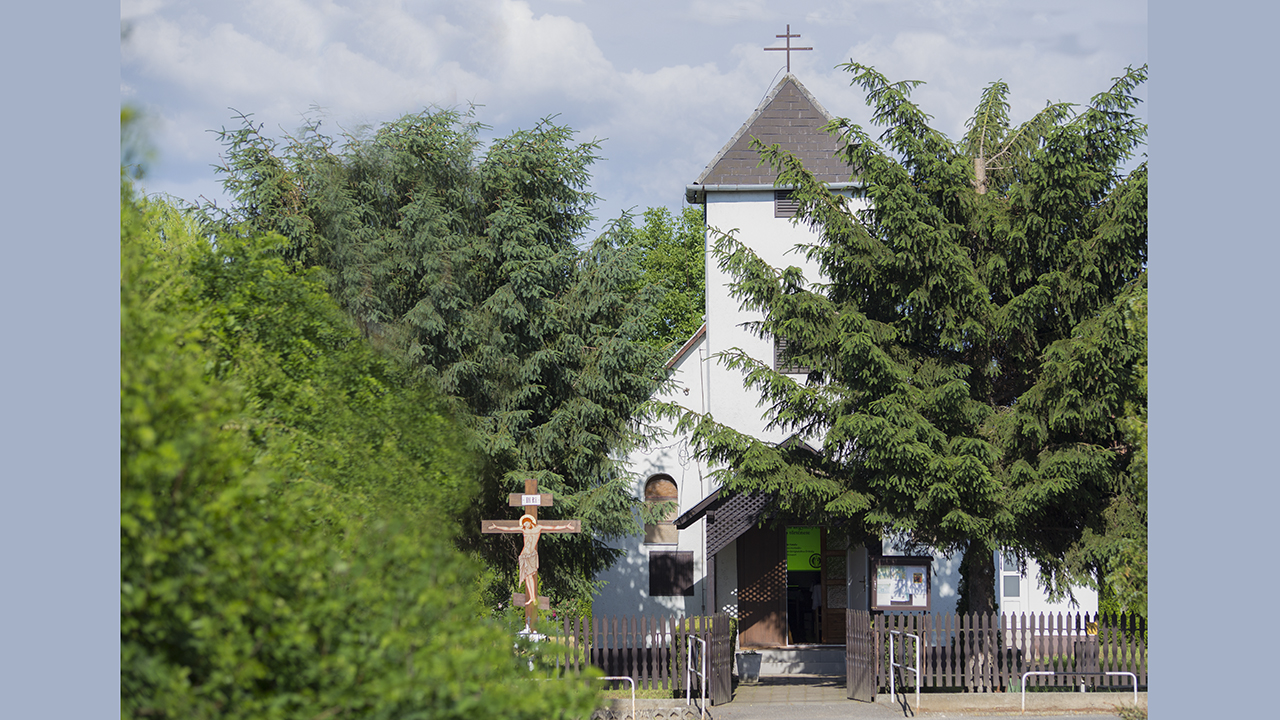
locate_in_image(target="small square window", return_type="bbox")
[650,551,694,596]
[1002,575,1021,598]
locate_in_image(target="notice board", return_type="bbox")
[871,556,932,610]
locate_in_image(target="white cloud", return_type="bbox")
[121,0,169,19]
[688,1,773,25]
[121,0,1145,228]
[487,0,615,101]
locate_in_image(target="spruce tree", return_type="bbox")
[676,65,1147,613]
[209,109,667,610]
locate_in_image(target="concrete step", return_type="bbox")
[756,647,846,676]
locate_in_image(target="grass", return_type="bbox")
[1114,704,1147,720]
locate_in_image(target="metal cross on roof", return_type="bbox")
[764,24,812,73]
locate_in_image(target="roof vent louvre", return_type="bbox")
[775,190,799,218]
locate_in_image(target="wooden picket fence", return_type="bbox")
[546,613,733,703]
[873,611,1147,693]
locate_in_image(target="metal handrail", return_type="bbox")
[888,630,921,709]
[1020,670,1139,710]
[596,676,635,720]
[686,634,707,719]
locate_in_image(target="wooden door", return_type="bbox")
[710,614,733,705]
[737,526,786,647]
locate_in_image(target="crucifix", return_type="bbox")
[481,477,581,631]
[764,24,812,73]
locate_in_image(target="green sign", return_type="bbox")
[786,527,821,571]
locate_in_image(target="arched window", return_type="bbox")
[643,475,678,544]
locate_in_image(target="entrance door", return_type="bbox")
[737,526,786,647]
[786,527,822,644]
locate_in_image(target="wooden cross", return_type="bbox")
[481,478,581,631]
[764,24,812,73]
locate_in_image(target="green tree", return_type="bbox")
[619,206,707,351]
[676,65,1147,614]
[1026,283,1147,617]
[121,183,600,719]
[208,109,668,611]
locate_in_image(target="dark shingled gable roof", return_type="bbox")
[693,74,853,187]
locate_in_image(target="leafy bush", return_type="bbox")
[121,184,599,719]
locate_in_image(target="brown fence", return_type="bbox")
[547,613,733,703]
[873,612,1147,693]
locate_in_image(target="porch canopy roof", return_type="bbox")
[675,488,771,558]
[674,436,821,557]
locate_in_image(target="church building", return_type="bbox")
[591,74,1095,649]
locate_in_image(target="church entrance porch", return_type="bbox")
[737,525,854,649]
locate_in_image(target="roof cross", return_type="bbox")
[764,24,812,73]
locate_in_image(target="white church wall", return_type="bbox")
[703,191,824,441]
[590,528,704,618]
[714,538,739,618]
[1000,554,1098,617]
[701,190,866,440]
[931,554,962,616]
[592,333,711,619]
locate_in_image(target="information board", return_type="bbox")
[786,527,822,571]
[871,556,932,610]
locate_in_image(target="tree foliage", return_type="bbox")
[121,181,601,718]
[207,109,668,610]
[675,65,1148,614]
[618,206,707,351]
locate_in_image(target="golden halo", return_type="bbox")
[519,514,536,527]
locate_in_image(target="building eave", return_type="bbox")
[665,323,707,370]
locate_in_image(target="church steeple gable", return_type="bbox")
[692,74,852,188]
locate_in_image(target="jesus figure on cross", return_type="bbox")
[486,514,576,607]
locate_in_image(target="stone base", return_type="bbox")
[590,708,702,720]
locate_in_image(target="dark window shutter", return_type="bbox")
[649,551,694,596]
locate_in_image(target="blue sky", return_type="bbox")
[121,0,1146,236]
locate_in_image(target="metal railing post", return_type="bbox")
[1106,671,1139,707]
[888,630,921,709]
[686,634,707,719]
[1021,671,1056,711]
[1021,670,1138,711]
[596,676,635,720]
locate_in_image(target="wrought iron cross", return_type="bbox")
[481,477,581,631]
[764,24,812,72]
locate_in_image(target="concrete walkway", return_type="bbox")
[594,674,1143,720]
[709,675,898,719]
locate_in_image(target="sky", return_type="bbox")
[120,0,1147,238]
